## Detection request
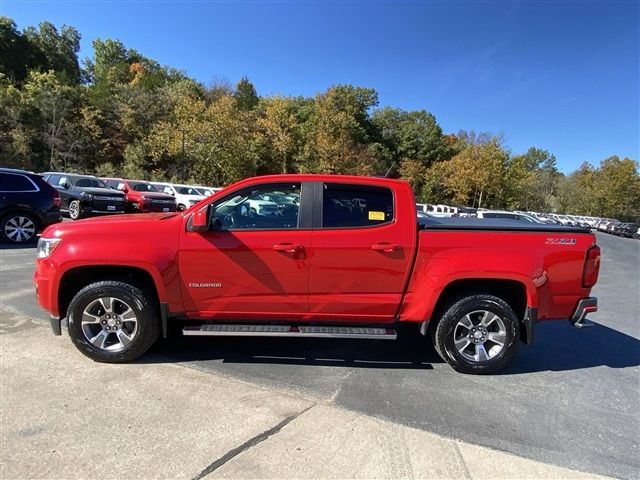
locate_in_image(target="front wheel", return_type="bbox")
[67,280,160,362]
[68,199,82,220]
[433,294,519,374]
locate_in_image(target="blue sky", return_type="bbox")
[2,1,638,172]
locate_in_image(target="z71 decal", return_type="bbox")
[545,238,577,245]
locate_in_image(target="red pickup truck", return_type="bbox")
[34,175,600,374]
[102,178,177,213]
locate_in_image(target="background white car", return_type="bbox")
[476,210,543,223]
[192,186,223,196]
[151,182,206,211]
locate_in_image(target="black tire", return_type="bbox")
[433,294,519,374]
[67,280,160,363]
[0,212,38,244]
[177,203,186,211]
[68,199,82,220]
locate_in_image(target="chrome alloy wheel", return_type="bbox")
[68,201,80,219]
[453,310,507,362]
[81,297,138,351]
[4,215,36,242]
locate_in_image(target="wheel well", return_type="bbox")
[58,266,159,319]
[0,208,39,226]
[427,278,528,337]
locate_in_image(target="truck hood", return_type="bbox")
[42,213,180,238]
[135,192,175,201]
[80,187,126,197]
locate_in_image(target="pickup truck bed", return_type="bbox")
[419,215,591,232]
[35,174,601,374]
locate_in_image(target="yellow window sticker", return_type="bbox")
[368,211,385,221]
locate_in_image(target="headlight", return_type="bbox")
[80,192,93,201]
[37,237,61,259]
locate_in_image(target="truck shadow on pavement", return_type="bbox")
[502,320,640,374]
[147,332,439,370]
[144,320,640,374]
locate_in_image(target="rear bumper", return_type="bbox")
[570,297,598,328]
[40,210,62,230]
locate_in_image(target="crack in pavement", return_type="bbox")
[191,404,316,480]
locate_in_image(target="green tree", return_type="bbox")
[256,96,299,174]
[23,21,81,84]
[21,71,80,171]
[299,85,385,175]
[233,76,259,111]
[372,107,453,191]
[436,136,508,207]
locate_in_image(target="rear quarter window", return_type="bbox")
[322,183,393,228]
[0,173,38,192]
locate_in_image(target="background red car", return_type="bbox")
[102,178,177,213]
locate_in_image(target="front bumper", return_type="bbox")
[570,297,598,328]
[141,204,177,213]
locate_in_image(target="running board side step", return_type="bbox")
[182,324,397,340]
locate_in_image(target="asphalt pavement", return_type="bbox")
[1,231,638,479]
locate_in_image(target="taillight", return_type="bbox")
[51,186,60,208]
[582,245,601,288]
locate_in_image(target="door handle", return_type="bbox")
[371,243,402,253]
[273,243,303,253]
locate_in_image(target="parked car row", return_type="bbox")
[0,167,225,243]
[415,204,640,238]
[41,172,221,218]
[596,219,640,238]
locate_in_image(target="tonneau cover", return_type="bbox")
[419,216,591,234]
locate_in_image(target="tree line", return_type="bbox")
[1,18,638,220]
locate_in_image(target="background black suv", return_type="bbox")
[0,168,61,244]
[42,172,126,220]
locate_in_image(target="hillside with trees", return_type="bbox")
[1,18,638,220]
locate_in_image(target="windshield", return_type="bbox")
[176,186,201,195]
[130,181,158,192]
[73,177,108,188]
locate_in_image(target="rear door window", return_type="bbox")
[322,183,393,228]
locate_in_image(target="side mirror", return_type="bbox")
[190,206,209,232]
[61,181,70,189]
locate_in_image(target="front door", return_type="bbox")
[179,182,311,321]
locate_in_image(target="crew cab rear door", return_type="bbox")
[178,181,312,320]
[308,181,416,322]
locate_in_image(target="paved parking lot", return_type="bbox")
[1,232,638,479]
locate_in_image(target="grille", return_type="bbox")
[94,195,125,202]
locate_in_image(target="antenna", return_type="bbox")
[384,162,396,178]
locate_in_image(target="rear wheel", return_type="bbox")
[67,280,160,362]
[1,212,38,243]
[177,203,186,211]
[433,294,519,374]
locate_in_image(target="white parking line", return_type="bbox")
[0,250,36,258]
[0,262,36,272]
[0,287,35,302]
